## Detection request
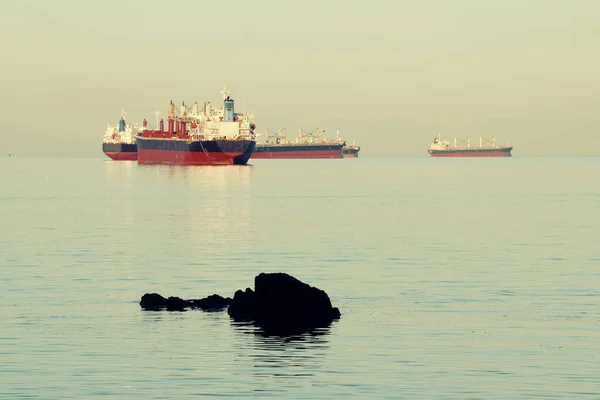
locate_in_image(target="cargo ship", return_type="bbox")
[135,85,257,166]
[428,135,513,157]
[252,128,345,159]
[102,110,146,161]
[343,140,361,158]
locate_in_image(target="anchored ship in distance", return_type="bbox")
[135,85,257,165]
[343,140,361,158]
[428,134,513,157]
[102,110,146,160]
[253,128,346,159]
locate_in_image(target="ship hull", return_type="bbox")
[428,147,513,157]
[136,136,256,165]
[252,143,344,159]
[102,143,138,161]
[343,146,360,158]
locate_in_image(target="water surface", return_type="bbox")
[2,156,599,398]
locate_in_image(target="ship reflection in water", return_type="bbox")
[144,163,253,188]
[104,156,134,187]
[103,162,254,277]
[104,160,135,228]
[231,321,333,379]
[184,165,252,240]
[129,164,254,272]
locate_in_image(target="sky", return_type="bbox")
[2,0,600,157]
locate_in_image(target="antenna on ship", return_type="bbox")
[220,83,230,101]
[154,110,161,129]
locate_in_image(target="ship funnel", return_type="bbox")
[118,117,126,132]
[224,96,235,122]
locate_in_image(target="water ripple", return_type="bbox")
[1,157,600,398]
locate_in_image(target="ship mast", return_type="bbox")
[220,83,230,101]
[154,110,161,129]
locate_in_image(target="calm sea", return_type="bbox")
[1,156,599,399]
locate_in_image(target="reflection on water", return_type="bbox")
[231,320,334,341]
[101,163,256,287]
[102,164,253,242]
[231,320,332,380]
[104,159,134,188]
[185,164,253,190]
[139,164,253,187]
[184,166,252,243]
[104,161,135,229]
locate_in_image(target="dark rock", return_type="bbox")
[227,272,341,335]
[227,288,256,321]
[140,293,168,310]
[139,293,230,312]
[166,296,191,312]
[139,273,342,336]
[190,294,232,311]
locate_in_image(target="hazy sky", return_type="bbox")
[2,0,599,156]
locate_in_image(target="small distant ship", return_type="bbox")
[428,134,513,157]
[252,128,345,159]
[102,110,146,161]
[135,85,257,165]
[343,140,361,158]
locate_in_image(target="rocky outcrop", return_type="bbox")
[139,272,341,335]
[139,293,231,312]
[228,273,341,335]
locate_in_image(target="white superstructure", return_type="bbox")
[182,84,256,141]
[261,127,347,145]
[102,110,146,145]
[430,134,451,151]
[429,134,506,150]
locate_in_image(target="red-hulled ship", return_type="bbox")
[102,110,145,161]
[135,85,257,166]
[252,128,345,159]
[428,135,513,157]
